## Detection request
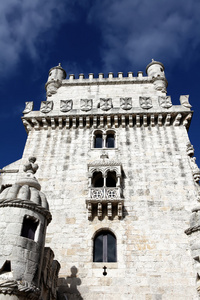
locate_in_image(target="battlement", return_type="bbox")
[45,60,168,98]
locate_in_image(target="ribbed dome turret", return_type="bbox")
[0,157,51,223]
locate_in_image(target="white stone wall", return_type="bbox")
[15,122,198,300]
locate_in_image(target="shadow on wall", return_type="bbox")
[57,266,83,300]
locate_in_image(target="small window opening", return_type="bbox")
[106,171,117,187]
[93,231,116,262]
[21,216,38,240]
[106,134,115,148]
[94,134,103,148]
[92,172,103,187]
[0,261,11,275]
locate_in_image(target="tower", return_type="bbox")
[0,60,200,299]
[0,157,60,300]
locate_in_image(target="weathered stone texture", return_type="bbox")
[0,61,198,299]
[12,123,197,299]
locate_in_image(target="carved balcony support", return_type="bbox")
[107,203,112,219]
[98,203,102,219]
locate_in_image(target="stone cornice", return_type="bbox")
[22,110,193,132]
[0,199,52,224]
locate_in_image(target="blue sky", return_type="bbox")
[0,0,200,169]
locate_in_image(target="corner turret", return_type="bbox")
[146,59,168,93]
[45,63,66,98]
[0,157,59,300]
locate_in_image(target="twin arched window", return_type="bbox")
[92,171,117,188]
[93,231,117,262]
[93,130,115,149]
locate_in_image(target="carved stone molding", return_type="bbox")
[22,112,192,131]
[80,99,93,111]
[120,97,132,110]
[40,101,53,113]
[158,96,172,108]
[60,100,73,112]
[139,97,152,109]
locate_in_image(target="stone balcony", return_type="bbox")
[86,187,124,220]
[87,187,123,203]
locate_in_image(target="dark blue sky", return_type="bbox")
[0,0,200,169]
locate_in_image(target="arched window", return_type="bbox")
[94,133,103,148]
[106,133,115,148]
[106,171,117,187]
[93,231,117,262]
[93,130,116,149]
[92,172,103,187]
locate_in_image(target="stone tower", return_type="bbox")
[0,60,200,299]
[0,157,60,300]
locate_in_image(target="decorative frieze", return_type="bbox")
[22,111,193,132]
[139,97,152,109]
[40,101,53,113]
[158,96,172,109]
[60,100,73,112]
[100,98,113,111]
[80,99,93,111]
[120,97,132,110]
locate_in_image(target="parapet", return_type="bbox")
[45,60,168,98]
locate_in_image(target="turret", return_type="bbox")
[45,63,66,98]
[0,157,56,300]
[146,59,168,93]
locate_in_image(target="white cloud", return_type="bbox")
[0,0,74,76]
[88,0,200,72]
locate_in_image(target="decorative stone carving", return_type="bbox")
[80,99,93,111]
[186,142,194,157]
[60,100,73,112]
[23,101,33,114]
[100,98,113,111]
[97,203,102,219]
[108,203,112,218]
[139,97,152,109]
[183,113,192,127]
[180,95,192,108]
[40,101,53,113]
[120,97,132,110]
[158,96,172,108]
[118,202,123,219]
[191,157,200,183]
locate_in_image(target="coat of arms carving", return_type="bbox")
[139,97,152,109]
[120,98,132,110]
[99,98,113,111]
[158,96,172,109]
[40,101,53,113]
[23,101,33,114]
[80,99,93,111]
[60,100,73,112]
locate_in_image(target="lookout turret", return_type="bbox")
[146,59,168,93]
[45,63,66,98]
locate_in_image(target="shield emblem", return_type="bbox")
[139,97,152,109]
[60,100,73,112]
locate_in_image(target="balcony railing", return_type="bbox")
[89,187,121,200]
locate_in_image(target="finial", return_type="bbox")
[152,59,154,62]
[58,63,61,67]
[23,156,39,174]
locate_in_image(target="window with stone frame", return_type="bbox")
[93,130,116,149]
[93,230,117,262]
[21,216,39,240]
[86,155,124,220]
